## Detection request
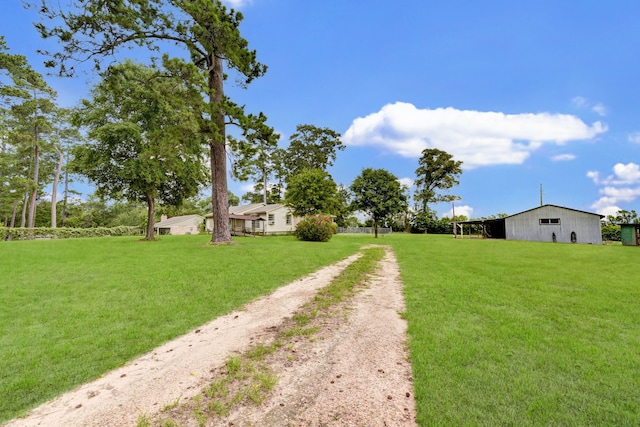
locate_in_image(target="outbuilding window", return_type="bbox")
[540,218,560,225]
[286,214,292,225]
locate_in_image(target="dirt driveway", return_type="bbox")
[6,246,417,427]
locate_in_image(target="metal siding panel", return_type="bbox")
[505,206,601,244]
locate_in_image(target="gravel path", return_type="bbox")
[6,247,416,427]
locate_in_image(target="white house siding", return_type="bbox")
[205,204,301,235]
[504,205,602,245]
[243,204,300,235]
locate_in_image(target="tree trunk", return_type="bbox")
[20,189,28,228]
[209,54,230,243]
[10,199,17,228]
[145,194,155,240]
[51,147,63,228]
[62,151,69,227]
[27,143,39,229]
[8,200,17,241]
[262,169,267,205]
[374,219,379,238]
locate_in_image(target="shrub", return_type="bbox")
[0,226,142,241]
[294,214,337,242]
[602,224,621,242]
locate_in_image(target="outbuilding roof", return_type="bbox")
[154,214,203,227]
[458,204,604,224]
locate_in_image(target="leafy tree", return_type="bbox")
[72,60,207,240]
[229,112,279,204]
[1,41,57,229]
[284,169,340,217]
[333,184,354,228]
[607,209,639,224]
[414,148,463,212]
[278,124,344,182]
[350,168,408,238]
[32,0,267,243]
[227,191,240,208]
[49,108,82,228]
[241,187,281,204]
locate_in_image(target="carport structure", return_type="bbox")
[456,217,506,239]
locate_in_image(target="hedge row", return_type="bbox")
[1,226,142,241]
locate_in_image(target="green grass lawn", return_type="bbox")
[3,233,640,425]
[389,234,640,426]
[0,234,371,422]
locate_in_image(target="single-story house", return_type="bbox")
[619,223,640,246]
[458,204,604,244]
[205,203,301,235]
[154,214,203,235]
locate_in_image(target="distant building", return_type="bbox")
[154,214,203,235]
[619,223,640,246]
[459,204,604,244]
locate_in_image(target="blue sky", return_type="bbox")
[3,0,640,219]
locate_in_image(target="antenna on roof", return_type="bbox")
[540,183,543,206]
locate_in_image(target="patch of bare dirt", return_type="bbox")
[6,247,416,427]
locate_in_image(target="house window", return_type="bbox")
[539,218,560,225]
[286,214,292,225]
[268,213,275,225]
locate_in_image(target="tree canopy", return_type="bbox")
[32,0,268,243]
[72,59,207,240]
[350,168,407,238]
[277,124,344,182]
[1,37,57,229]
[414,148,463,212]
[284,169,340,217]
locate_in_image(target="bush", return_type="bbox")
[602,224,621,242]
[294,215,337,242]
[0,226,142,241]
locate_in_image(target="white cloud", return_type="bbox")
[572,96,608,116]
[586,170,600,184]
[240,183,256,192]
[592,103,608,117]
[572,96,589,109]
[596,205,623,218]
[222,0,251,8]
[343,102,606,169]
[587,162,640,186]
[589,163,640,211]
[613,163,640,184]
[398,177,414,189]
[443,204,474,219]
[629,133,640,144]
[551,153,576,161]
[591,187,640,211]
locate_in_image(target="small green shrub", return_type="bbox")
[294,215,337,242]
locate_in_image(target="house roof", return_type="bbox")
[205,203,291,218]
[506,204,604,219]
[458,204,604,225]
[154,214,203,228]
[242,204,287,215]
[229,203,265,215]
